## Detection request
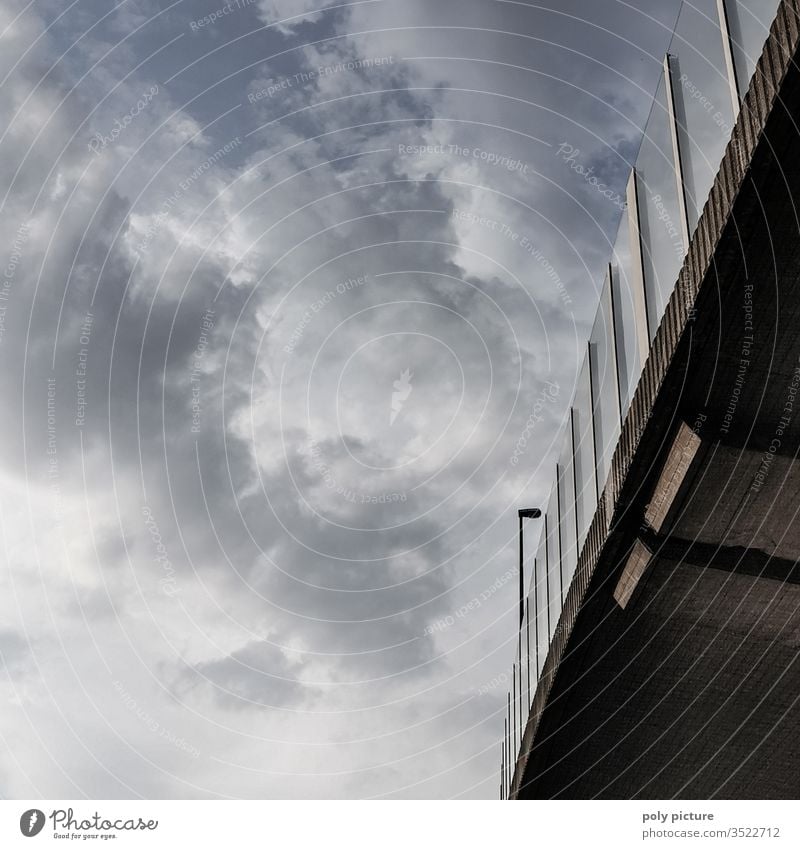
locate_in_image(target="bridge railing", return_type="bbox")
[501,0,782,800]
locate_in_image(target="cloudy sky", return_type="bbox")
[0,0,682,799]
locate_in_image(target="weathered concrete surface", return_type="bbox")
[523,556,800,798]
[513,0,800,799]
[520,439,800,798]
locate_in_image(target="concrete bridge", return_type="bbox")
[508,0,800,799]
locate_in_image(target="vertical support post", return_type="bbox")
[587,338,601,505]
[556,462,565,604]
[569,407,579,575]
[512,664,517,759]
[525,598,531,709]
[518,628,523,744]
[533,554,540,681]
[518,513,524,626]
[609,264,628,419]
[604,263,622,428]
[600,266,622,510]
[518,627,523,737]
[717,0,742,115]
[501,730,505,799]
[506,692,511,798]
[626,168,653,355]
[544,513,551,640]
[663,53,692,253]
[517,513,524,764]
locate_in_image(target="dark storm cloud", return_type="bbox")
[177,639,311,709]
[0,0,680,798]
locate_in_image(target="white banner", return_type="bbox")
[1,800,797,848]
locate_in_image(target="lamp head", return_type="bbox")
[518,508,541,519]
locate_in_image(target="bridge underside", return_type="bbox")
[520,549,800,798]
[517,16,800,800]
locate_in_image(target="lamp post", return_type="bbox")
[508,507,541,800]
[518,508,542,625]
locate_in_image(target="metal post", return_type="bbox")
[556,462,566,604]
[518,508,541,673]
[525,598,531,708]
[717,0,742,115]
[533,554,539,681]
[506,693,511,797]
[518,513,524,625]
[544,513,551,640]
[511,507,541,795]
[504,713,507,799]
[518,627,523,738]
[569,407,580,575]
[607,262,623,426]
[512,664,517,757]
[501,726,505,799]
[626,168,653,356]
[587,336,602,506]
[664,53,692,253]
[603,265,623,511]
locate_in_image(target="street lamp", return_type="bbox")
[509,506,542,795]
[518,508,542,625]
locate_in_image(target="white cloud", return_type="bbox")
[0,0,679,799]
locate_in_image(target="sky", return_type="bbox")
[0,0,682,799]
